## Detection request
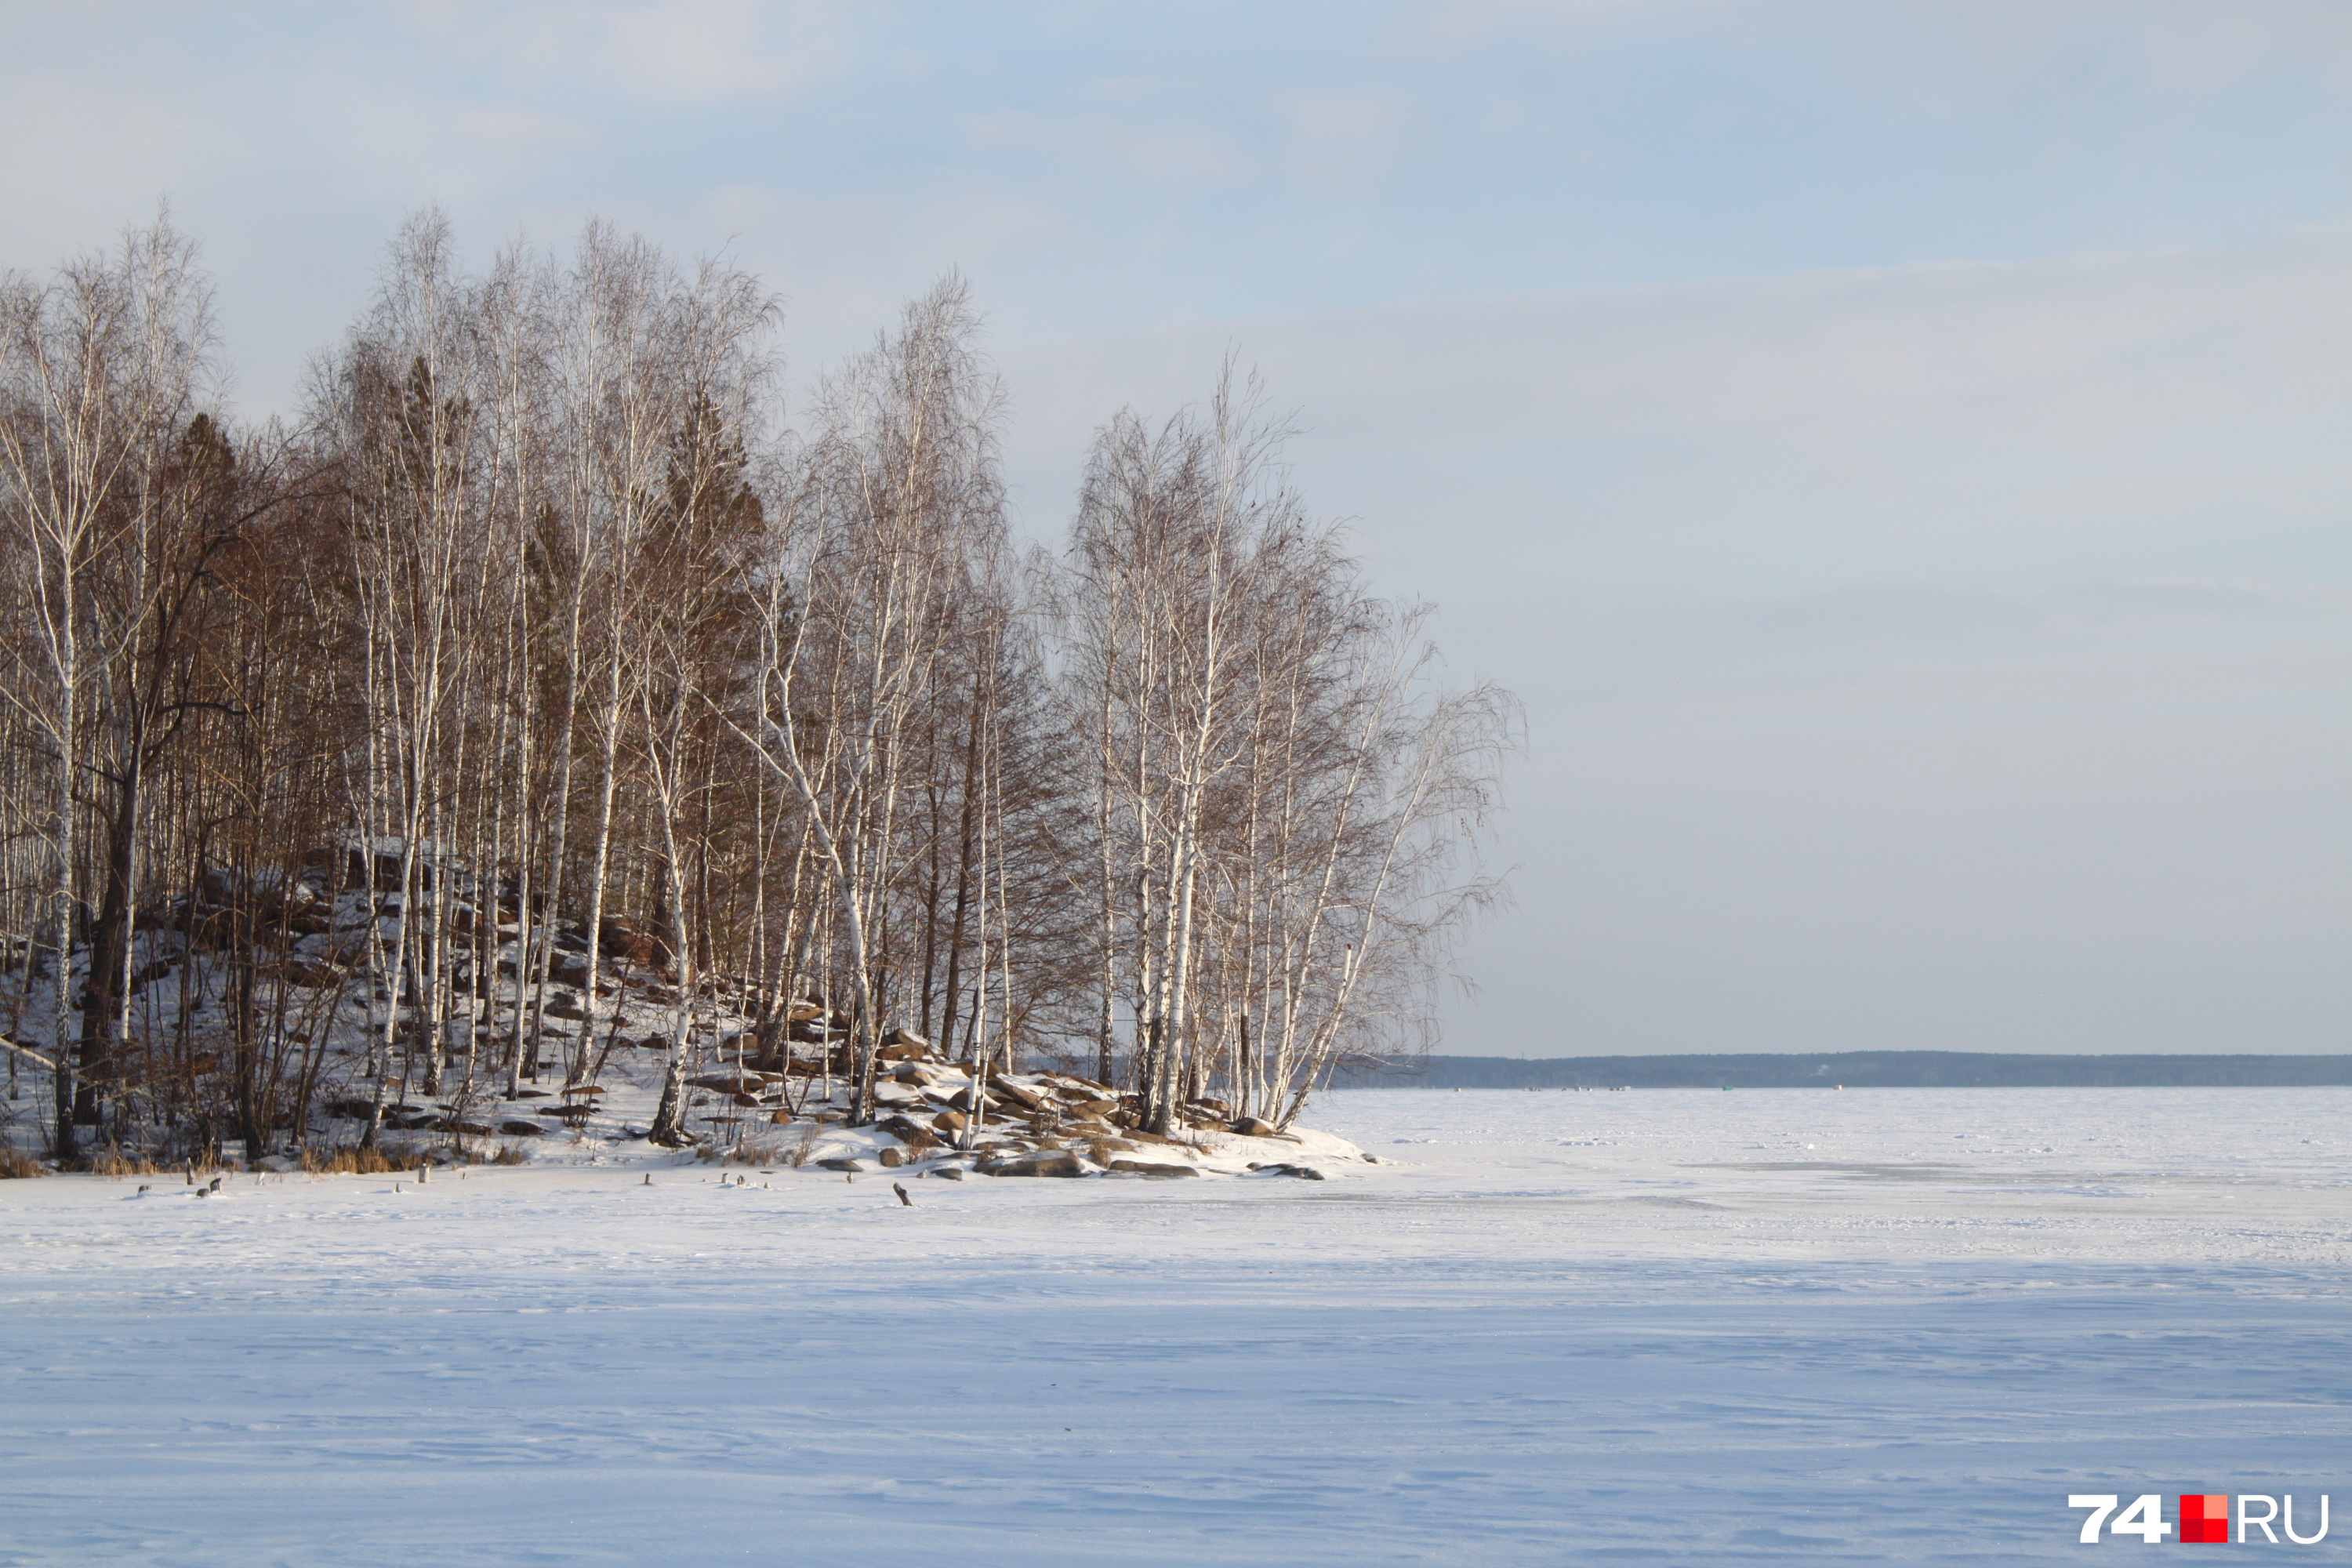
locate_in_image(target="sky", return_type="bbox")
[4,0,2347,1055]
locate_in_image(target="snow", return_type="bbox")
[3,1086,2348,1564]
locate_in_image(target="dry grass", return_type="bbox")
[783,1122,822,1168]
[718,1138,783,1168]
[299,1142,406,1175]
[0,1145,46,1179]
[487,1141,531,1166]
[89,1145,162,1178]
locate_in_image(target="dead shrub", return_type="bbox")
[720,1139,782,1167]
[783,1123,821,1169]
[488,1141,530,1166]
[0,1145,45,1179]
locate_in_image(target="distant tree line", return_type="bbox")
[1347,1053,2352,1090]
[0,210,1513,1163]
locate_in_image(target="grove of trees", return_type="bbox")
[0,210,1514,1165]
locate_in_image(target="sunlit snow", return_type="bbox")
[4,1087,2347,1564]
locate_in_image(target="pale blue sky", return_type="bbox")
[6,1,2347,1054]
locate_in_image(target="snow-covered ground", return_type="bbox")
[4,1086,2348,1564]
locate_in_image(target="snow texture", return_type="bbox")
[3,1086,2348,1563]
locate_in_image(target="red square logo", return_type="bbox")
[2181,1494,2229,1544]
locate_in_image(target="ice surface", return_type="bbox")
[3,1087,2348,1564]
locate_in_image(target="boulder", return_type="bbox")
[498,1121,545,1137]
[1229,1116,1279,1138]
[1109,1159,1199,1178]
[597,916,665,966]
[688,1073,767,1096]
[988,1078,1047,1113]
[1042,1072,1118,1097]
[877,1146,903,1168]
[815,1157,866,1173]
[877,1114,930,1142]
[930,1166,965,1181]
[1249,1162,1325,1180]
[931,1110,967,1134]
[982,1150,1086,1178]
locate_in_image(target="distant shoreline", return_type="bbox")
[1334,1051,2352,1089]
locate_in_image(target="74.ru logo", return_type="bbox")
[2069,1494,2330,1544]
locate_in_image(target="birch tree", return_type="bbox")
[0,213,216,1158]
[741,278,1005,1125]
[1062,367,1514,1129]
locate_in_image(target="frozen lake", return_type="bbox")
[4,1087,2348,1563]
